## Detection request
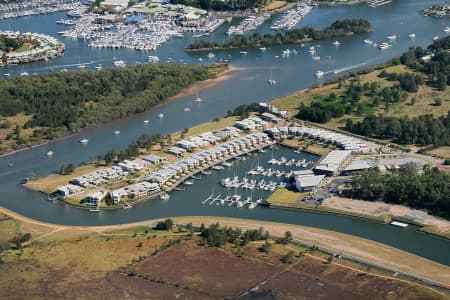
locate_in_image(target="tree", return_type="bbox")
[433,98,442,106]
[259,240,271,254]
[280,251,295,264]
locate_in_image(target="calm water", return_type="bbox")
[1,0,450,265]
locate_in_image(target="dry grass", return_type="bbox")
[427,146,450,159]
[264,0,287,11]
[266,188,307,205]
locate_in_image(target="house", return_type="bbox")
[142,154,167,165]
[55,184,84,198]
[85,191,106,206]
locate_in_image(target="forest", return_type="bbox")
[187,19,372,50]
[170,0,270,11]
[344,113,450,146]
[349,164,450,220]
[0,64,220,149]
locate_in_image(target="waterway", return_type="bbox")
[0,0,450,266]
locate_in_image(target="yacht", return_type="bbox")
[79,138,88,144]
[158,113,164,119]
[315,70,324,78]
[408,33,416,39]
[379,42,390,50]
[387,34,397,40]
[332,40,340,46]
[147,56,159,63]
[194,89,202,103]
[160,192,170,200]
[46,151,54,157]
[113,60,126,67]
[239,51,248,55]
[267,70,276,85]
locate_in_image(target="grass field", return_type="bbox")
[428,146,450,159]
[263,0,287,11]
[266,188,308,205]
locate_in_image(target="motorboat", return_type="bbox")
[194,89,202,103]
[332,40,340,46]
[315,70,324,78]
[184,107,191,112]
[184,180,194,185]
[387,34,397,40]
[147,56,159,63]
[444,27,450,33]
[158,113,164,119]
[160,192,170,200]
[79,138,88,144]
[207,52,215,59]
[114,130,120,135]
[240,51,248,55]
[432,35,439,41]
[113,60,126,67]
[408,33,416,39]
[259,47,267,51]
[144,120,149,124]
[46,151,54,157]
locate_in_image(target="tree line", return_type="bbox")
[345,112,450,146]
[348,164,450,220]
[187,19,372,50]
[171,0,270,11]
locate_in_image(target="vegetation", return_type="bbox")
[0,63,225,153]
[170,0,271,11]
[154,218,174,231]
[0,35,26,54]
[187,19,372,50]
[200,223,269,247]
[345,112,450,146]
[226,102,262,119]
[349,164,450,220]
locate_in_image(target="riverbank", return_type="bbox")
[0,63,240,157]
[1,206,449,287]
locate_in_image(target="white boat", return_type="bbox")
[259,47,267,51]
[444,27,450,33]
[240,51,248,55]
[113,60,126,67]
[194,89,202,103]
[114,130,120,135]
[363,39,373,45]
[267,70,276,85]
[379,42,390,50]
[144,120,149,124]
[79,138,88,144]
[248,202,257,209]
[184,180,194,185]
[315,70,324,78]
[46,151,54,157]
[332,40,340,46]
[390,221,408,228]
[387,33,397,40]
[20,72,29,76]
[160,192,170,200]
[95,64,102,70]
[408,33,416,39]
[308,46,315,53]
[184,107,191,112]
[432,35,439,41]
[147,56,159,63]
[207,52,215,59]
[158,113,164,119]
[312,55,320,61]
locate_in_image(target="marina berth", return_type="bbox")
[227,13,271,36]
[270,3,312,31]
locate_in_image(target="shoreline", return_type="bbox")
[0,64,243,158]
[1,206,449,287]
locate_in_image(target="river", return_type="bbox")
[0,0,450,266]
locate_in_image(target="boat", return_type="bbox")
[114,130,120,135]
[432,35,439,41]
[160,192,170,200]
[207,52,215,59]
[379,42,390,50]
[222,161,232,167]
[315,70,324,78]
[259,47,267,51]
[147,56,159,63]
[444,27,450,33]
[312,55,320,61]
[79,138,88,144]
[194,89,202,103]
[363,39,373,45]
[267,70,276,85]
[332,40,340,46]
[387,33,397,40]
[408,33,416,39]
[240,51,248,55]
[390,221,408,228]
[144,120,149,124]
[184,107,191,112]
[20,177,30,184]
[248,202,257,209]
[158,113,164,119]
[95,64,102,70]
[46,151,54,157]
[113,60,126,67]
[212,165,224,170]
[184,180,194,185]
[123,202,132,209]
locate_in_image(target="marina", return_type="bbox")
[270,3,312,31]
[0,0,449,267]
[226,13,271,35]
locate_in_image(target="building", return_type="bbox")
[313,150,352,176]
[142,154,167,164]
[85,191,106,206]
[295,174,325,192]
[341,159,373,175]
[55,184,84,198]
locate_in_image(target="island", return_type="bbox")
[0,30,64,66]
[186,19,372,50]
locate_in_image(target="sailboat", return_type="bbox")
[267,70,276,85]
[194,89,202,103]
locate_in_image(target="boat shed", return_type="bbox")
[314,150,352,176]
[341,159,373,175]
[295,174,325,192]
